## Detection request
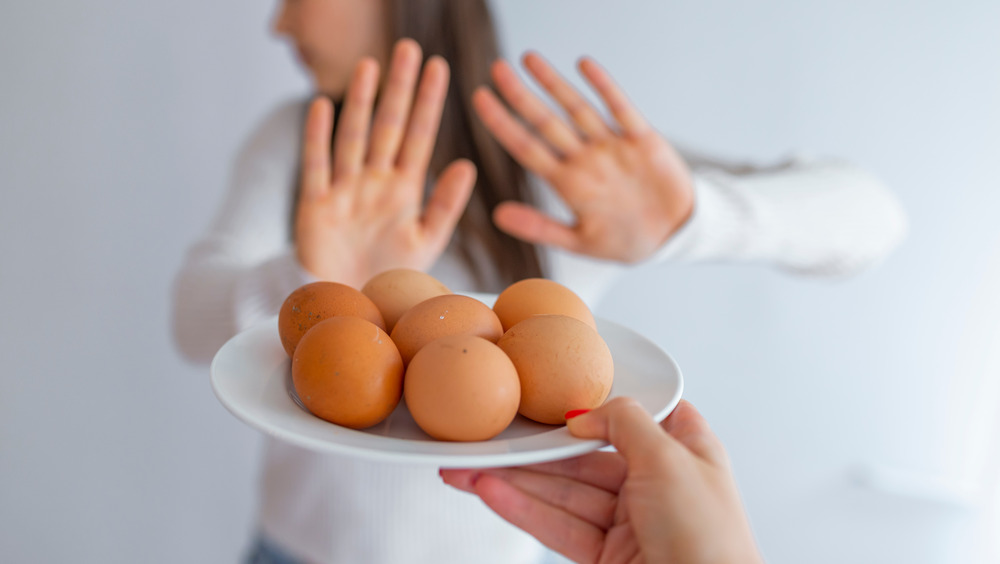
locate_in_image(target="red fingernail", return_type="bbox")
[565,409,590,420]
[470,472,482,487]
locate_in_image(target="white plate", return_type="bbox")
[210,294,683,468]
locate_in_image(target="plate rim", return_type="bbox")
[211,310,683,468]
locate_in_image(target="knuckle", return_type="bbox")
[338,134,366,152]
[649,450,675,472]
[408,119,435,139]
[387,71,412,90]
[617,400,651,425]
[560,455,584,481]
[374,110,405,129]
[567,101,590,120]
[553,480,574,507]
[606,96,627,115]
[354,84,377,104]
[303,154,328,170]
[532,110,556,132]
[482,113,504,132]
[507,88,528,107]
[511,133,535,157]
[607,396,644,414]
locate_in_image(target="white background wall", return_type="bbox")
[1,1,998,563]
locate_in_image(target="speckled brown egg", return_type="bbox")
[390,294,503,365]
[291,316,403,429]
[497,314,614,425]
[278,281,386,358]
[361,269,451,333]
[492,278,596,332]
[404,335,520,441]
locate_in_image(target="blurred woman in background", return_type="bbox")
[172,0,906,562]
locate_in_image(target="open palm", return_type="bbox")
[295,40,476,288]
[474,53,694,263]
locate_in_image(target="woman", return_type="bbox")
[172,0,906,562]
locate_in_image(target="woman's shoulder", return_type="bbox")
[235,97,309,168]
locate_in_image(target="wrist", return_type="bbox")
[296,249,368,289]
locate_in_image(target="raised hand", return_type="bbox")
[474,53,694,263]
[441,399,764,564]
[295,39,477,288]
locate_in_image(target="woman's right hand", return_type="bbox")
[295,39,477,288]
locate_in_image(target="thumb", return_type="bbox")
[660,400,729,467]
[566,397,678,470]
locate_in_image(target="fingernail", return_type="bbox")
[565,409,591,420]
[469,472,482,487]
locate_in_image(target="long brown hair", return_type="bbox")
[386,0,544,288]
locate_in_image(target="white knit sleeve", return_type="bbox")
[649,156,908,276]
[172,100,314,364]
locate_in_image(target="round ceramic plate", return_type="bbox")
[210,294,683,468]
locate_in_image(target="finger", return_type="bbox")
[300,97,334,202]
[478,467,618,530]
[472,88,560,178]
[396,56,450,173]
[567,397,680,471]
[442,451,626,495]
[492,201,579,252]
[578,57,650,137]
[516,450,627,493]
[491,60,583,156]
[421,159,476,245]
[522,52,612,140]
[475,473,603,564]
[332,58,380,179]
[660,400,729,467]
[368,39,422,169]
[440,450,625,494]
[439,468,480,493]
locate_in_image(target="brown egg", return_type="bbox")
[493,278,596,332]
[292,316,403,429]
[361,269,451,333]
[404,335,520,441]
[390,294,503,365]
[497,314,614,425]
[278,281,386,358]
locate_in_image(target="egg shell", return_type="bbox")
[361,268,451,333]
[291,316,403,429]
[278,281,386,358]
[404,335,520,441]
[493,278,596,332]
[389,294,503,365]
[497,314,613,425]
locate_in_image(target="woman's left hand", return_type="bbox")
[473,53,694,263]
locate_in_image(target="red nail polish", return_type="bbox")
[470,472,482,487]
[565,409,590,420]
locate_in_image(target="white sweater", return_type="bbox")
[172,99,907,564]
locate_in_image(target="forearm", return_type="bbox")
[653,158,908,276]
[172,244,313,363]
